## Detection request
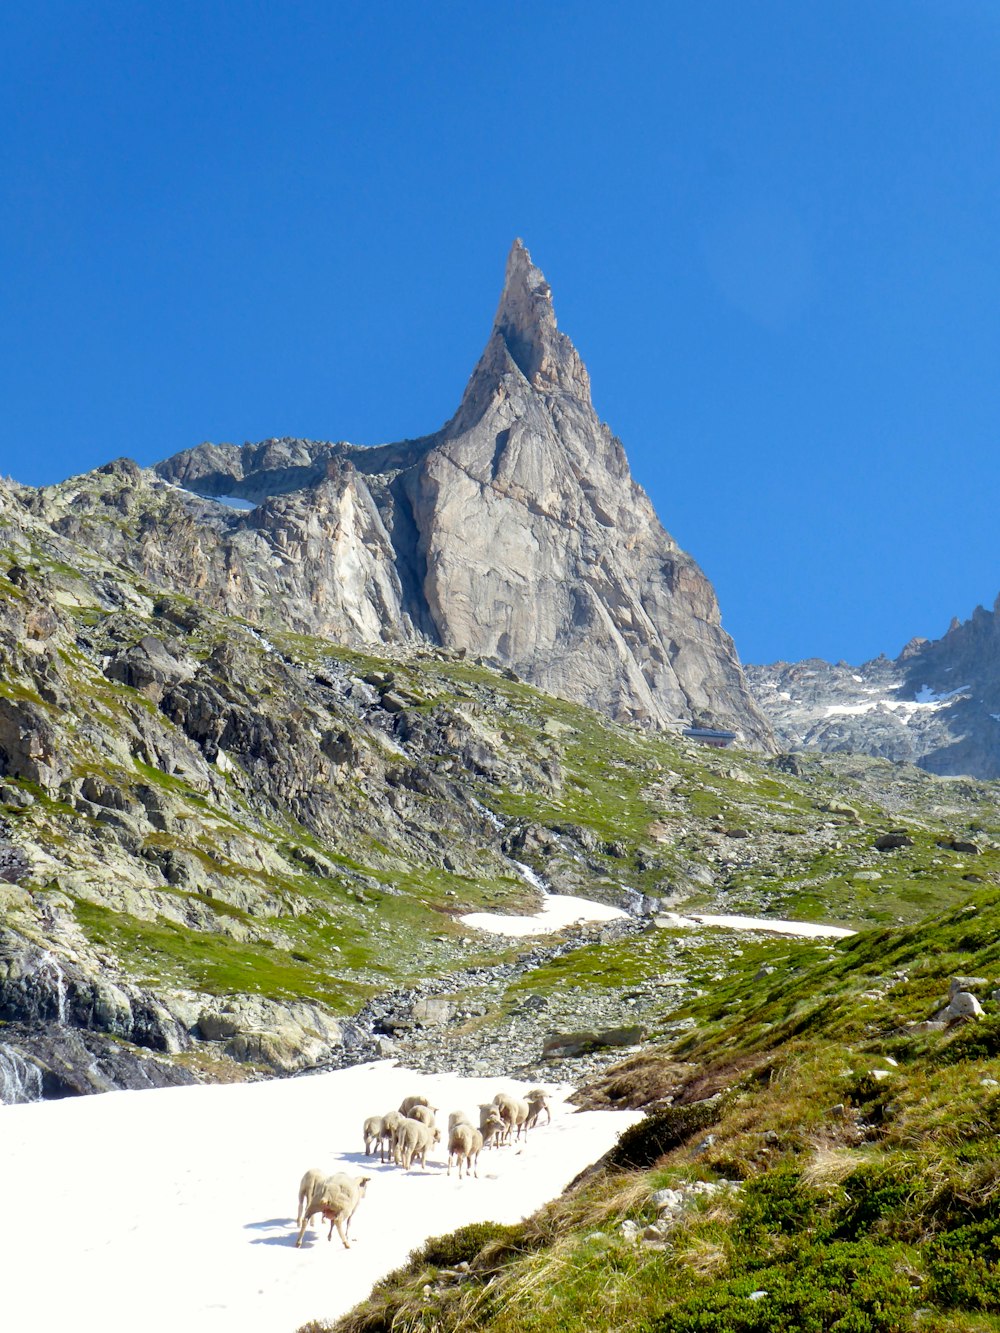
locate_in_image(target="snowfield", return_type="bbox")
[1,1062,642,1333]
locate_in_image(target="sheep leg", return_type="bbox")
[296,1205,321,1248]
[335,1215,350,1249]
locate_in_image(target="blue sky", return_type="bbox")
[2,1,999,665]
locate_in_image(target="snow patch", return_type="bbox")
[461,861,627,937]
[0,1064,641,1333]
[662,913,855,939]
[914,683,970,704]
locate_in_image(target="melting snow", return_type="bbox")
[661,913,855,939]
[914,683,970,704]
[461,861,627,936]
[212,494,257,510]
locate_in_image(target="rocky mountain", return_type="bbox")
[748,595,1000,778]
[137,240,770,747]
[2,451,997,1103]
[6,240,1000,1109]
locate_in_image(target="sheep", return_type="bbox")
[526,1088,552,1128]
[478,1103,506,1149]
[378,1109,404,1163]
[448,1122,484,1179]
[394,1116,441,1170]
[296,1167,327,1230]
[491,1091,530,1144]
[295,1170,371,1248]
[448,1109,473,1131]
[408,1104,437,1130]
[363,1115,385,1158]
[506,1097,531,1143]
[399,1094,432,1116]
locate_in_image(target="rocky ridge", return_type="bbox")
[749,594,1000,778]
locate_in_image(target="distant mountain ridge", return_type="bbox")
[748,595,1000,777]
[150,239,771,746]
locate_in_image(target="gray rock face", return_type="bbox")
[749,595,1000,777]
[148,241,771,746]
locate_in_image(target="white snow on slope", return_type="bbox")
[0,1063,641,1333]
[461,892,627,937]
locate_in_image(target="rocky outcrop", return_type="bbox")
[146,240,771,745]
[749,594,1000,777]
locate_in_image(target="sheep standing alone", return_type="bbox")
[394,1116,441,1170]
[295,1170,371,1249]
[447,1122,484,1179]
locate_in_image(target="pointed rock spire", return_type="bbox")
[492,239,590,398]
[443,240,591,437]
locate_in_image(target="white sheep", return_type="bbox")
[378,1109,404,1163]
[478,1103,506,1149]
[394,1116,441,1170]
[448,1109,473,1131]
[491,1091,530,1144]
[526,1088,552,1128]
[399,1094,432,1116]
[295,1170,371,1249]
[447,1122,484,1179]
[363,1115,385,1158]
[408,1104,437,1130]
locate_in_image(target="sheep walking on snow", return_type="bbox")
[363,1115,386,1159]
[394,1116,441,1170]
[478,1103,506,1149]
[491,1091,530,1144]
[526,1088,552,1128]
[295,1170,371,1249]
[377,1109,404,1162]
[447,1122,483,1179]
[399,1094,432,1116]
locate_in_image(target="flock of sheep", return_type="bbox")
[294,1087,553,1249]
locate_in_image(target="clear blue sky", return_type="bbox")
[3,1,999,666]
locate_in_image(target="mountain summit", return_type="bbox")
[444,238,591,435]
[145,241,771,743]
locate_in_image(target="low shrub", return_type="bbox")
[926,1215,1000,1311]
[647,1239,916,1332]
[414,1220,533,1272]
[608,1101,721,1170]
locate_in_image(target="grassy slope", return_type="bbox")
[318,892,1000,1333]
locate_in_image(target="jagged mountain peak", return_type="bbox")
[115,242,774,746]
[444,240,592,438]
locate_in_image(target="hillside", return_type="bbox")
[319,891,1000,1333]
[2,455,998,1102]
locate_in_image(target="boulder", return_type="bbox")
[542,1025,644,1058]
